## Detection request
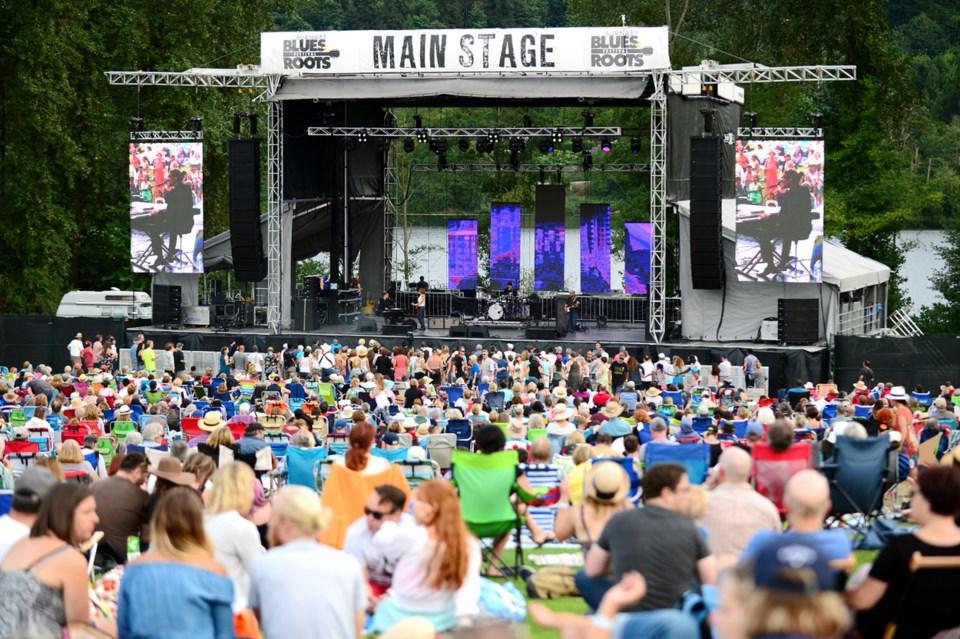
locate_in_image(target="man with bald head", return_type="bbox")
[699,447,781,559]
[740,469,852,562]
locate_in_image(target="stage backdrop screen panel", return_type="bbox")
[580,204,612,293]
[448,219,478,290]
[130,142,204,274]
[624,222,653,294]
[489,202,521,291]
[535,185,565,292]
[734,139,824,283]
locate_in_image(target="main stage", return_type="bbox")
[137,321,826,392]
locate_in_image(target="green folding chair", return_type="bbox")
[111,420,138,444]
[527,428,547,441]
[452,449,535,577]
[317,382,337,406]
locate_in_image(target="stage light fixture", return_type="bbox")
[582,152,593,172]
[488,129,500,144]
[358,128,369,143]
[130,116,145,132]
[551,128,564,145]
[630,136,641,154]
[572,137,584,153]
[190,117,203,133]
[437,140,448,154]
[742,112,758,129]
[403,138,415,153]
[384,111,397,128]
[458,138,470,152]
[416,128,429,144]
[508,138,522,153]
[475,136,487,153]
[600,137,612,153]
[582,112,595,128]
[807,112,823,129]
[539,138,553,154]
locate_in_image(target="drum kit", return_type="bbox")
[476,291,530,322]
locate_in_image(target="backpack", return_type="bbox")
[525,566,580,600]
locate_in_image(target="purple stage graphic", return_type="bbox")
[447,219,478,290]
[623,222,652,294]
[534,222,565,291]
[580,204,611,293]
[489,202,521,290]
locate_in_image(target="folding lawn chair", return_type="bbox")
[821,435,891,549]
[645,443,711,484]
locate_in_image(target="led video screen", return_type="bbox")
[734,139,824,283]
[447,219,478,290]
[580,204,611,293]
[624,222,652,294]
[489,202,521,291]
[130,142,204,273]
[535,185,565,292]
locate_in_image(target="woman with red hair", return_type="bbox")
[369,479,480,633]
[333,421,390,476]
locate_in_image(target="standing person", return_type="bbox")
[565,291,580,333]
[129,334,144,372]
[249,486,367,639]
[413,286,427,332]
[0,483,100,637]
[67,332,83,367]
[118,489,234,638]
[173,342,186,376]
[101,336,118,373]
[248,346,264,381]
[742,349,761,388]
[142,340,157,376]
[218,347,232,377]
[717,355,733,387]
[858,360,875,388]
[92,334,104,367]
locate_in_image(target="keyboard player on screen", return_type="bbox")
[750,169,814,278]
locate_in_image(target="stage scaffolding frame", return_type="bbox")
[106,62,856,340]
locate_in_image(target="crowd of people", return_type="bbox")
[0,334,959,639]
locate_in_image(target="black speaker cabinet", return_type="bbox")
[152,284,182,327]
[449,326,469,338]
[777,299,820,343]
[357,316,378,333]
[292,298,317,332]
[229,139,266,282]
[525,326,560,339]
[689,136,723,290]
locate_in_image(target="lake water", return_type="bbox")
[898,230,946,312]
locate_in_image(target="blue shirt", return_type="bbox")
[740,529,852,564]
[237,436,270,455]
[599,417,633,437]
[118,562,234,639]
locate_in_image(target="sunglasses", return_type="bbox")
[364,507,394,520]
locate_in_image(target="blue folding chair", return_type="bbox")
[854,405,871,419]
[223,401,237,418]
[0,490,12,516]
[619,391,639,411]
[443,386,464,406]
[911,392,932,408]
[285,447,329,490]
[286,383,306,401]
[446,419,474,450]
[732,420,748,439]
[486,391,505,411]
[661,390,683,406]
[821,436,891,548]
[692,416,713,435]
[645,443,711,484]
[21,406,36,419]
[821,404,838,420]
[371,447,410,463]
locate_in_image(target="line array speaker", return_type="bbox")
[777,299,820,343]
[689,136,723,290]
[229,139,267,282]
[152,284,182,326]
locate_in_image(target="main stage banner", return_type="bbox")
[261,27,670,76]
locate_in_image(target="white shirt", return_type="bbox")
[640,361,655,382]
[67,339,83,357]
[343,514,420,587]
[0,515,30,562]
[389,527,481,617]
[718,360,733,383]
[205,510,264,611]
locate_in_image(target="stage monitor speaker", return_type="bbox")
[383,323,413,335]
[152,284,182,326]
[357,316,378,333]
[689,136,723,290]
[449,326,469,338]
[229,139,267,282]
[325,289,341,325]
[292,299,317,332]
[466,326,489,339]
[777,299,820,343]
[526,326,560,340]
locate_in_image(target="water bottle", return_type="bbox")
[126,535,141,561]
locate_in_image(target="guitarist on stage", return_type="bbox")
[413,286,427,331]
[564,291,580,333]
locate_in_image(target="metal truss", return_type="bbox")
[736,127,823,139]
[409,163,649,173]
[670,65,856,85]
[130,131,202,142]
[307,126,622,138]
[648,72,668,345]
[106,68,269,89]
[384,153,401,292]
[266,101,284,333]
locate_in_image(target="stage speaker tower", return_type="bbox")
[229,139,267,282]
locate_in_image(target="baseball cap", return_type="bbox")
[751,537,835,594]
[12,467,58,513]
[382,432,400,446]
[745,422,765,439]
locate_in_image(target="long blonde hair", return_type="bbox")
[150,488,214,560]
[207,462,255,516]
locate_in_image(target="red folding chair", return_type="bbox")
[4,440,40,464]
[64,470,92,485]
[62,424,91,447]
[180,417,204,440]
[751,442,814,517]
[79,420,102,437]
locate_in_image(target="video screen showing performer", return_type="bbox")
[734,139,823,283]
[129,142,204,274]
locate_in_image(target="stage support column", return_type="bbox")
[266,91,284,334]
[648,71,667,344]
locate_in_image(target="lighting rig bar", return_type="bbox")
[410,163,649,173]
[736,127,822,139]
[130,131,204,141]
[307,126,621,138]
[106,69,269,89]
[670,65,856,85]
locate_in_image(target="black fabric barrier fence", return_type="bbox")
[0,316,128,372]
[834,335,960,392]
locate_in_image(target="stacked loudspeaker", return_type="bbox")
[777,299,820,344]
[152,285,182,327]
[689,137,723,289]
[229,139,267,282]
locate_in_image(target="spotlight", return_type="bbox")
[572,138,584,153]
[322,112,336,126]
[488,129,500,144]
[508,138,522,153]
[458,138,470,152]
[189,117,203,133]
[403,138,415,153]
[582,152,593,172]
[416,128,429,144]
[428,139,439,154]
[600,137,612,153]
[130,117,145,132]
[475,136,488,153]
[582,112,594,128]
[742,112,758,129]
[807,112,823,129]
[551,128,564,145]
[343,139,354,151]
[358,128,369,143]
[436,140,448,155]
[630,136,641,154]
[539,138,553,154]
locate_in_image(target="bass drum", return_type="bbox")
[487,303,504,321]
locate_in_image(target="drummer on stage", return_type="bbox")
[503,281,518,296]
